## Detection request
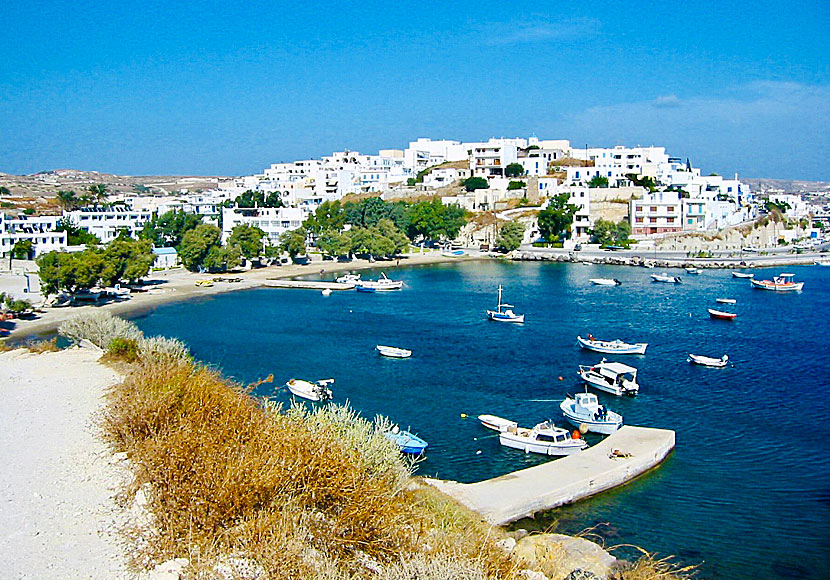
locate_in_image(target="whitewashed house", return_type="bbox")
[63,206,152,243]
[152,247,178,269]
[0,214,68,257]
[221,206,306,246]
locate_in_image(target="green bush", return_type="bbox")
[108,337,140,362]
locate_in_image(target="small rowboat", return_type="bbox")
[688,354,729,368]
[651,273,682,283]
[376,345,412,358]
[577,335,647,355]
[590,278,621,286]
[732,271,754,279]
[477,414,518,433]
[383,425,428,454]
[716,298,736,304]
[708,308,737,320]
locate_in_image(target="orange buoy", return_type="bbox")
[558,376,563,381]
[572,430,581,440]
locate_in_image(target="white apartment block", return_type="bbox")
[221,206,306,246]
[0,214,68,257]
[469,139,521,178]
[63,206,153,243]
[404,139,468,172]
[630,191,683,235]
[765,193,810,219]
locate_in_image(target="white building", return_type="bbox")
[630,191,683,236]
[469,139,522,179]
[221,206,306,246]
[536,180,592,239]
[403,139,468,173]
[63,206,152,243]
[0,214,68,257]
[152,247,178,269]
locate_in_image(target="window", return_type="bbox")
[635,217,644,223]
[650,206,657,212]
[650,217,657,223]
[688,218,694,224]
[636,206,643,212]
[667,206,674,212]
[667,217,675,223]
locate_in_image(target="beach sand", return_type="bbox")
[0,346,130,579]
[9,251,483,341]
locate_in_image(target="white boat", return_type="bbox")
[355,272,403,292]
[732,271,754,279]
[486,285,525,323]
[590,278,621,286]
[335,273,361,287]
[688,354,729,368]
[716,298,736,304]
[576,335,647,355]
[498,420,587,456]
[651,273,682,283]
[708,308,737,320]
[285,378,334,402]
[751,273,804,292]
[578,359,640,396]
[376,345,412,358]
[477,414,518,433]
[560,392,623,435]
[685,267,701,275]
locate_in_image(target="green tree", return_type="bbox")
[588,218,616,246]
[279,228,308,258]
[588,175,609,188]
[462,177,489,192]
[496,220,525,252]
[405,199,466,242]
[11,240,32,259]
[0,186,10,196]
[374,218,410,255]
[616,219,631,244]
[228,224,266,259]
[317,229,352,258]
[504,163,525,178]
[100,238,154,285]
[765,200,791,214]
[303,200,346,235]
[625,173,657,191]
[178,224,222,272]
[233,189,283,208]
[55,218,101,246]
[56,190,80,210]
[5,296,32,313]
[139,210,202,248]
[537,192,579,242]
[507,180,526,191]
[88,184,109,203]
[203,243,242,272]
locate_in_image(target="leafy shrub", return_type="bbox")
[108,337,140,362]
[59,310,143,349]
[138,336,191,363]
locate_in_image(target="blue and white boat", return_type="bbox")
[486,285,525,323]
[560,392,623,434]
[576,335,647,355]
[355,272,403,292]
[383,425,428,454]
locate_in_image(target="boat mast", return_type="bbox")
[497,285,503,312]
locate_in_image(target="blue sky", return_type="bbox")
[1,1,828,180]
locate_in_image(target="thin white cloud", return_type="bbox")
[652,95,681,108]
[481,17,600,46]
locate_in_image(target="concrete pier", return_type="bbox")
[262,280,354,290]
[426,425,675,525]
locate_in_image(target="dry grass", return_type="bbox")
[609,546,697,579]
[25,337,60,353]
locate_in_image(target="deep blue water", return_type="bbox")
[132,262,830,580]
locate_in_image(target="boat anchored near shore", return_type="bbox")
[560,392,623,434]
[498,420,587,456]
[576,335,647,355]
[486,285,524,323]
[751,273,804,292]
[578,359,640,396]
[285,378,334,402]
[688,354,729,367]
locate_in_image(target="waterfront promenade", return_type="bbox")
[426,425,675,525]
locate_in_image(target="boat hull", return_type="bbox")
[384,430,428,454]
[708,308,737,320]
[576,336,647,355]
[560,401,622,434]
[376,345,412,358]
[750,280,803,292]
[578,370,635,396]
[487,310,525,323]
[732,272,754,279]
[478,414,518,433]
[688,354,728,368]
[589,278,619,286]
[286,379,333,402]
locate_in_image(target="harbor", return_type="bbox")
[426,425,675,525]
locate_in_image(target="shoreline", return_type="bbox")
[8,252,486,341]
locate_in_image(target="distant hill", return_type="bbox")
[743,178,830,194]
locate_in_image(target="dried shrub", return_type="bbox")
[378,553,490,580]
[60,310,142,349]
[138,335,191,364]
[25,337,59,353]
[609,546,697,579]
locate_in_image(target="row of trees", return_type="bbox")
[56,184,110,210]
[588,218,631,247]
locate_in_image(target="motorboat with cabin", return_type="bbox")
[688,354,729,368]
[498,420,587,456]
[285,378,334,402]
[578,359,640,396]
[560,392,623,435]
[376,345,412,358]
[355,272,403,292]
[751,273,804,292]
[576,335,647,355]
[335,273,361,288]
[486,285,525,323]
[590,278,621,286]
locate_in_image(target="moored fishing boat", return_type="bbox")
[651,273,682,283]
[750,273,804,292]
[285,378,334,401]
[688,354,729,367]
[576,335,647,355]
[590,278,621,286]
[578,359,640,396]
[383,425,428,454]
[716,298,736,304]
[376,345,412,358]
[498,420,587,456]
[732,271,754,279]
[685,267,701,274]
[560,392,623,435]
[477,414,518,433]
[355,272,403,292]
[486,285,524,323]
[708,308,737,320]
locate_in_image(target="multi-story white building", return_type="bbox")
[0,214,68,257]
[537,180,592,239]
[63,206,153,243]
[468,139,522,179]
[403,138,468,172]
[221,206,306,246]
[630,191,683,235]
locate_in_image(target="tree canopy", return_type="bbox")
[496,220,525,252]
[227,224,266,259]
[537,192,580,243]
[178,224,223,272]
[589,218,631,246]
[462,177,489,192]
[406,199,466,242]
[279,228,308,259]
[588,175,609,188]
[504,163,525,178]
[55,218,101,246]
[139,210,202,248]
[228,190,284,209]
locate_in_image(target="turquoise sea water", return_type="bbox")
[132,261,830,579]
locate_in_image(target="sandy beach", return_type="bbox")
[8,251,483,341]
[0,346,130,579]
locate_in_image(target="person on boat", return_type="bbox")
[587,333,595,341]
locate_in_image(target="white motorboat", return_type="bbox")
[732,271,754,279]
[685,267,701,274]
[751,273,804,292]
[716,298,736,304]
[651,273,682,283]
[355,272,403,292]
[578,359,640,396]
[560,392,623,435]
[477,414,518,433]
[498,420,587,456]
[376,345,412,358]
[688,354,729,368]
[590,278,621,286]
[285,378,334,401]
[335,273,361,288]
[576,335,647,355]
[486,285,525,323]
